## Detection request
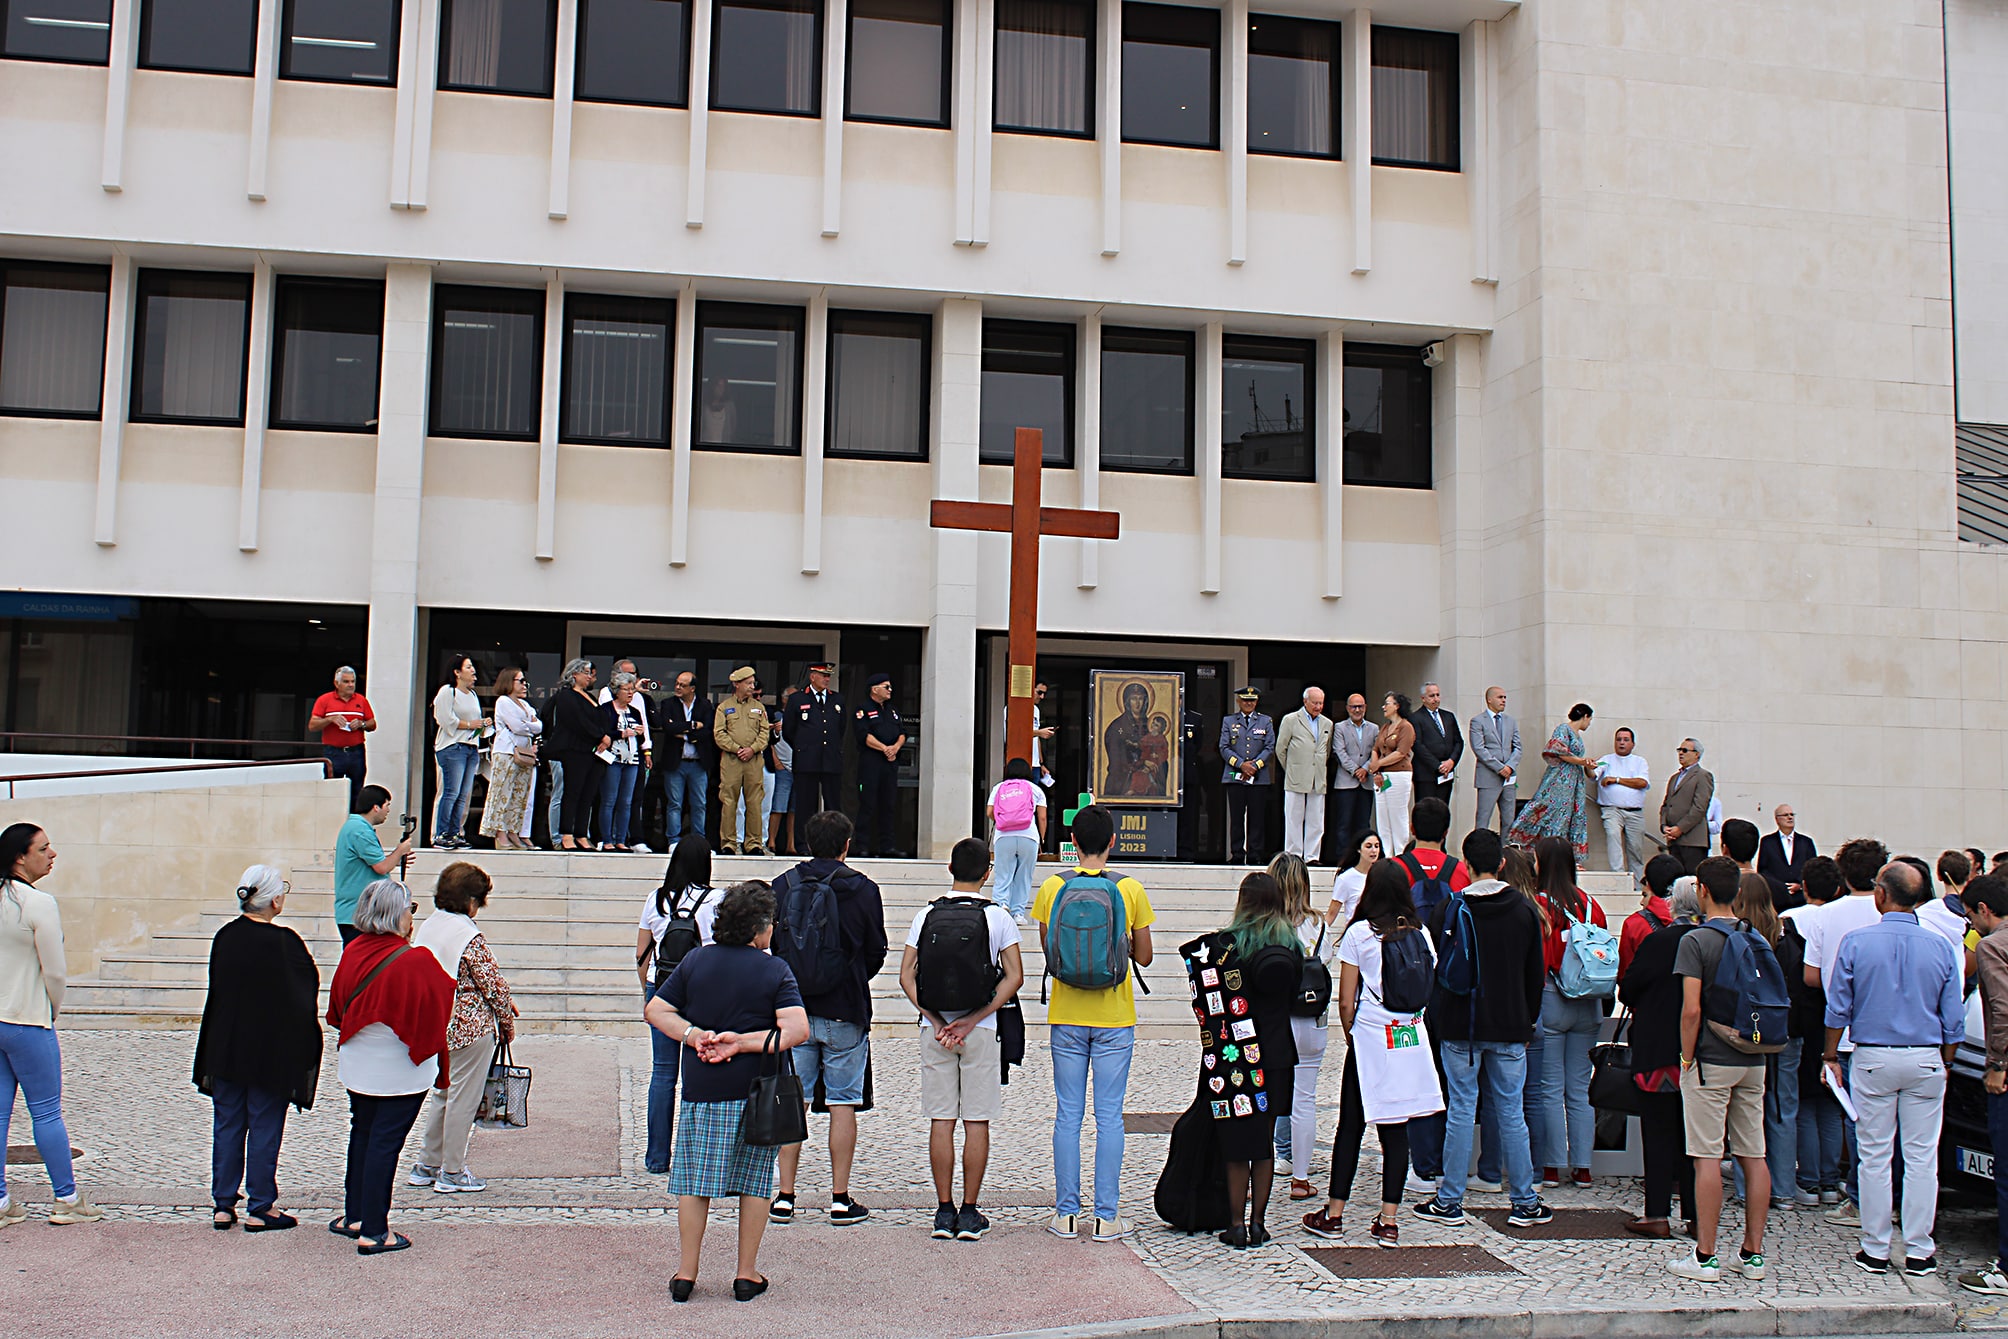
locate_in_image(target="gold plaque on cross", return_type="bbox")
[1009,664,1036,698]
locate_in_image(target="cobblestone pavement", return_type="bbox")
[6,1029,1994,1335]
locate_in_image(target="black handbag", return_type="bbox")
[1588,1011,1646,1116]
[738,1029,808,1148]
[1291,923,1333,1018]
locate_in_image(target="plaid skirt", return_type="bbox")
[668,1098,778,1199]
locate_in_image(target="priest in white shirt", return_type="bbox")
[1592,726,1650,886]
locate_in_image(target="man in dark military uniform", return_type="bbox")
[1219,686,1276,865]
[853,673,905,858]
[784,660,846,822]
[1177,706,1205,862]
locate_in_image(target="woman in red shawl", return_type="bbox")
[325,877,453,1255]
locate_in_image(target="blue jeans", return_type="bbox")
[664,759,708,843]
[0,1020,74,1200]
[599,761,640,846]
[324,745,367,808]
[644,987,678,1173]
[1534,984,1601,1170]
[211,1079,290,1213]
[1050,1024,1135,1220]
[1799,1084,1848,1191]
[1409,1065,1503,1183]
[794,1017,869,1107]
[1989,1089,2008,1270]
[434,742,479,844]
[1437,1040,1538,1209]
[993,831,1040,918]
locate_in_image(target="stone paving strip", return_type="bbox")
[6,1030,1995,1337]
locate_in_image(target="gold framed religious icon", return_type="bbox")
[1089,669,1184,806]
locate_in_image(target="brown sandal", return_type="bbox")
[1289,1179,1315,1201]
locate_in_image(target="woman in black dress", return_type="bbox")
[548,658,611,851]
[1205,871,1303,1248]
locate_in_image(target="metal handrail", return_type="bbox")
[0,756,331,798]
[0,731,325,751]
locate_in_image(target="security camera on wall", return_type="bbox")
[1422,342,1446,368]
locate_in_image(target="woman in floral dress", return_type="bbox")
[1506,703,1597,862]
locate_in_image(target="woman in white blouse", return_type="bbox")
[481,668,542,850]
[1270,852,1340,1202]
[1327,830,1382,928]
[430,656,489,851]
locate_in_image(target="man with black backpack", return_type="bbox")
[899,838,1026,1242]
[769,811,887,1228]
[1393,798,1469,1196]
[1415,827,1552,1228]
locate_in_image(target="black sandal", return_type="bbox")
[1247,1223,1273,1247]
[1217,1225,1250,1249]
[670,1278,695,1303]
[327,1217,363,1239]
[358,1232,412,1255]
[245,1210,297,1232]
[732,1275,769,1302]
[212,1208,236,1231]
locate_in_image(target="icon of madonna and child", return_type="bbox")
[1090,669,1184,806]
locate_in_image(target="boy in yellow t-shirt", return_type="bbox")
[1029,805,1155,1242]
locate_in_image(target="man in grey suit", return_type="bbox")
[1659,737,1715,875]
[1468,686,1521,835]
[1325,693,1380,861]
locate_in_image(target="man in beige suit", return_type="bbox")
[1277,687,1335,864]
[1659,737,1715,875]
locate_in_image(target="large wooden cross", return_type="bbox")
[930,427,1120,764]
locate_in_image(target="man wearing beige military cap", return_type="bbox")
[714,666,771,854]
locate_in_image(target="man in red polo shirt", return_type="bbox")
[1398,797,1473,903]
[310,665,376,807]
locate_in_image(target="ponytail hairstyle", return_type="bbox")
[0,823,43,920]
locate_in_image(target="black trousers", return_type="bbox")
[1329,1049,1410,1205]
[1414,775,1454,811]
[558,753,606,841]
[1638,1088,1695,1222]
[1224,785,1270,864]
[1672,843,1707,875]
[792,769,843,820]
[856,760,898,855]
[344,1090,426,1240]
[1326,787,1374,861]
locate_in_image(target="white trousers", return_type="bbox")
[1375,773,1413,855]
[1282,790,1326,862]
[1853,1045,1947,1261]
[1282,1014,1330,1178]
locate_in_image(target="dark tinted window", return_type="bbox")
[846,0,946,126]
[827,310,928,460]
[1100,326,1191,474]
[140,0,257,74]
[281,0,399,83]
[576,0,686,105]
[429,285,544,439]
[131,270,252,425]
[694,302,803,453]
[1371,25,1456,169]
[4,0,113,62]
[1221,334,1312,481]
[561,292,673,446]
[1121,2,1216,148]
[1248,13,1335,157]
[981,319,1073,466]
[0,262,108,418]
[270,277,383,432]
[440,0,555,95]
[1342,344,1431,487]
[711,0,819,116]
[994,0,1089,136]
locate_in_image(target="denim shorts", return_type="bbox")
[794,1016,869,1106]
[771,771,795,812]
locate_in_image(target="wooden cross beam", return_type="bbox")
[930,427,1120,765]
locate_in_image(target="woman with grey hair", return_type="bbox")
[325,878,453,1254]
[1616,862,1701,1240]
[192,865,324,1231]
[597,672,647,852]
[548,659,609,852]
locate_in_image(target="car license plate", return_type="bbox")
[1959,1146,1995,1182]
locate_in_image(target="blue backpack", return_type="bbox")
[772,867,849,997]
[1045,870,1139,993]
[1434,887,1480,1000]
[1398,852,1462,932]
[1554,902,1620,999]
[1699,921,1790,1055]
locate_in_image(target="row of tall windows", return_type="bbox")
[2,0,1458,167]
[0,261,1435,485]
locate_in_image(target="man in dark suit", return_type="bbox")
[1410,681,1464,811]
[1756,803,1815,907]
[658,669,717,845]
[1658,737,1714,874]
[784,661,847,821]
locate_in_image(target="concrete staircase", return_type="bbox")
[61,850,1634,1038]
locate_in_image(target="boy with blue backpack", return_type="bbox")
[1031,804,1156,1242]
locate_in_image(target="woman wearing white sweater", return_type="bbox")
[0,823,101,1226]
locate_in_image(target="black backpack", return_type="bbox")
[1398,852,1462,931]
[1372,922,1435,1015]
[1291,923,1333,1018]
[1153,1094,1234,1232]
[773,868,849,997]
[653,885,713,986]
[915,896,1002,1014]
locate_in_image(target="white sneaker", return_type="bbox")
[433,1168,487,1193]
[1014,914,1033,928]
[1827,1201,1862,1228]
[1792,1189,1821,1208]
[1667,1250,1722,1283]
[1960,1265,2008,1296]
[631,843,653,855]
[1470,1178,1504,1194]
[1090,1215,1134,1242]
[1047,1212,1079,1238]
[1405,1172,1438,1197]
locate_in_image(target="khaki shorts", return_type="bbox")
[1680,1060,1767,1160]
[919,1025,1003,1123]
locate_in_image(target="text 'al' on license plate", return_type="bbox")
[1959,1146,1995,1181]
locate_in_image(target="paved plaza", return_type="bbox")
[2,1029,1997,1337]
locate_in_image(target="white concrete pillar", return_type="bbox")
[821,0,847,235]
[1077,312,1101,588]
[549,0,579,218]
[1197,321,1223,594]
[246,0,280,200]
[1461,20,1495,284]
[100,0,135,191]
[917,297,983,858]
[1342,8,1371,273]
[1316,330,1343,596]
[238,261,276,551]
[801,293,829,572]
[534,275,565,558]
[93,256,135,547]
[1432,331,1484,836]
[365,264,435,801]
[686,0,713,227]
[1225,0,1248,264]
[1097,0,1120,255]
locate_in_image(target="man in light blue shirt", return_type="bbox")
[1823,860,1964,1276]
[334,784,410,944]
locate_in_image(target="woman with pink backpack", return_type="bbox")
[987,759,1048,927]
